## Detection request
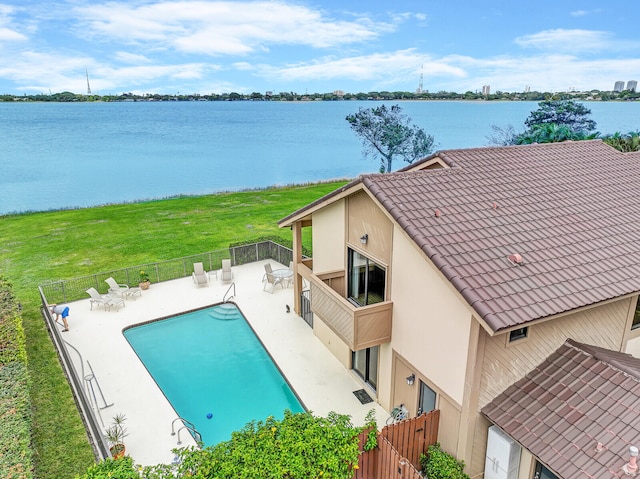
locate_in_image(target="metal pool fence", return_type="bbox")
[39,240,295,306]
[38,240,295,461]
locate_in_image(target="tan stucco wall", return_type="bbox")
[626,336,640,357]
[382,226,472,410]
[311,199,345,274]
[347,191,393,265]
[313,315,352,368]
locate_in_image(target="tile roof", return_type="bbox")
[361,140,640,332]
[481,339,640,479]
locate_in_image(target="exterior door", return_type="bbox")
[353,346,379,390]
[418,381,436,415]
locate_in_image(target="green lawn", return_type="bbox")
[0,181,346,479]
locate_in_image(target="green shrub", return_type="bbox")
[76,456,138,479]
[0,278,27,365]
[420,443,470,479]
[79,410,375,479]
[167,410,363,479]
[0,278,32,479]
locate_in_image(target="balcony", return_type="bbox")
[309,272,392,351]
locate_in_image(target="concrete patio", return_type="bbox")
[58,259,389,466]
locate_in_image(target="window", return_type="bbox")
[353,346,379,390]
[534,461,560,479]
[417,381,436,415]
[633,297,640,330]
[509,327,528,342]
[348,249,386,306]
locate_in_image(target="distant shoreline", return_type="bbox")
[2,89,638,104]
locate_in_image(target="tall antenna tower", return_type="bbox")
[86,68,92,95]
[416,64,424,94]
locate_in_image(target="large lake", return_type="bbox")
[1,100,638,215]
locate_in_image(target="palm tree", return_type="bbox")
[515,124,599,145]
[602,131,640,152]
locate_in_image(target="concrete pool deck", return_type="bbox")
[59,259,390,466]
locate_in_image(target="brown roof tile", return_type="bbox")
[482,339,640,479]
[360,140,640,332]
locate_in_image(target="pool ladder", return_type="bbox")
[171,417,203,447]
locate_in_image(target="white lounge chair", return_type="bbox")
[192,262,209,287]
[86,287,124,311]
[105,277,129,297]
[221,259,233,282]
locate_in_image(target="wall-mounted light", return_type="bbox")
[360,233,368,244]
[406,373,415,386]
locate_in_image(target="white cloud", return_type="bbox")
[261,49,464,83]
[233,62,254,71]
[73,1,392,56]
[114,52,152,64]
[570,9,602,17]
[0,26,26,41]
[515,29,613,52]
[0,4,28,42]
[433,54,640,93]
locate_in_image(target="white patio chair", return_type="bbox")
[86,287,124,311]
[105,277,129,297]
[221,259,233,282]
[262,263,273,282]
[192,262,209,287]
[263,271,283,293]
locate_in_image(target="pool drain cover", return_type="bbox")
[353,389,373,404]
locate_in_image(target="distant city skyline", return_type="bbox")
[0,1,638,95]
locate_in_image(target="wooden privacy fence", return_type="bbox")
[355,409,440,479]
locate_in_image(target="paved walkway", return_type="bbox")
[60,260,389,466]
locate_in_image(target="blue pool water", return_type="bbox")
[123,303,305,446]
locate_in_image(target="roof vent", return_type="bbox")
[492,202,498,209]
[622,446,639,476]
[508,253,523,265]
[434,209,441,218]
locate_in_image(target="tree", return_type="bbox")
[486,124,519,146]
[602,131,640,152]
[346,104,435,173]
[78,410,378,479]
[524,99,597,134]
[487,99,599,146]
[515,123,599,145]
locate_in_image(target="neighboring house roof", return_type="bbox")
[481,339,640,479]
[280,140,640,333]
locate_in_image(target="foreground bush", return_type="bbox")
[0,277,33,479]
[78,410,376,479]
[420,443,470,479]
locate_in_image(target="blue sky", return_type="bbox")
[0,1,638,95]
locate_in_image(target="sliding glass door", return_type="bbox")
[348,249,386,306]
[353,346,379,390]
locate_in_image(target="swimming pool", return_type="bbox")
[123,303,305,446]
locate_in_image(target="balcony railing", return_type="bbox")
[309,273,392,350]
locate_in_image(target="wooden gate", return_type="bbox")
[354,409,440,479]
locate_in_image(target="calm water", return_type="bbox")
[1,100,638,215]
[124,303,304,446]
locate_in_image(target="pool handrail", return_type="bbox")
[223,282,235,303]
